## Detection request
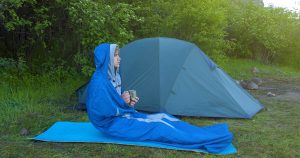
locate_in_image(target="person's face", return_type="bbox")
[114,48,121,68]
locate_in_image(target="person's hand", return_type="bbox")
[129,97,139,107]
[122,91,130,104]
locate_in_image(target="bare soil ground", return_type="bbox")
[253,78,300,105]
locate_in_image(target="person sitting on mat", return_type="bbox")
[86,43,233,154]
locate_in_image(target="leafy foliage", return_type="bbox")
[227,1,300,65]
[0,0,300,72]
[67,0,142,49]
[0,0,142,75]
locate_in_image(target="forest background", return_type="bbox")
[1,0,299,76]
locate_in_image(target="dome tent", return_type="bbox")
[76,37,263,118]
[119,37,263,118]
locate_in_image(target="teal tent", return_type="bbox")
[76,37,263,118]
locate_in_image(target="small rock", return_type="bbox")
[252,67,260,73]
[251,77,263,85]
[239,80,258,90]
[246,81,258,90]
[235,80,240,85]
[239,80,248,89]
[267,92,276,97]
[20,128,30,136]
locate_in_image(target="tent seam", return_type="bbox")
[162,45,196,107]
[215,68,252,118]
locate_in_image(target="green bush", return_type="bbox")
[1,0,300,70]
[227,0,300,68]
[134,0,231,65]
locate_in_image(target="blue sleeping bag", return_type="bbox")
[87,43,234,154]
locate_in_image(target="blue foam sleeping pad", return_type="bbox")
[33,122,237,155]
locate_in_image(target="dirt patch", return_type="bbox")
[253,78,300,105]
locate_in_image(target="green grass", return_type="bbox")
[219,58,300,80]
[1,58,300,158]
